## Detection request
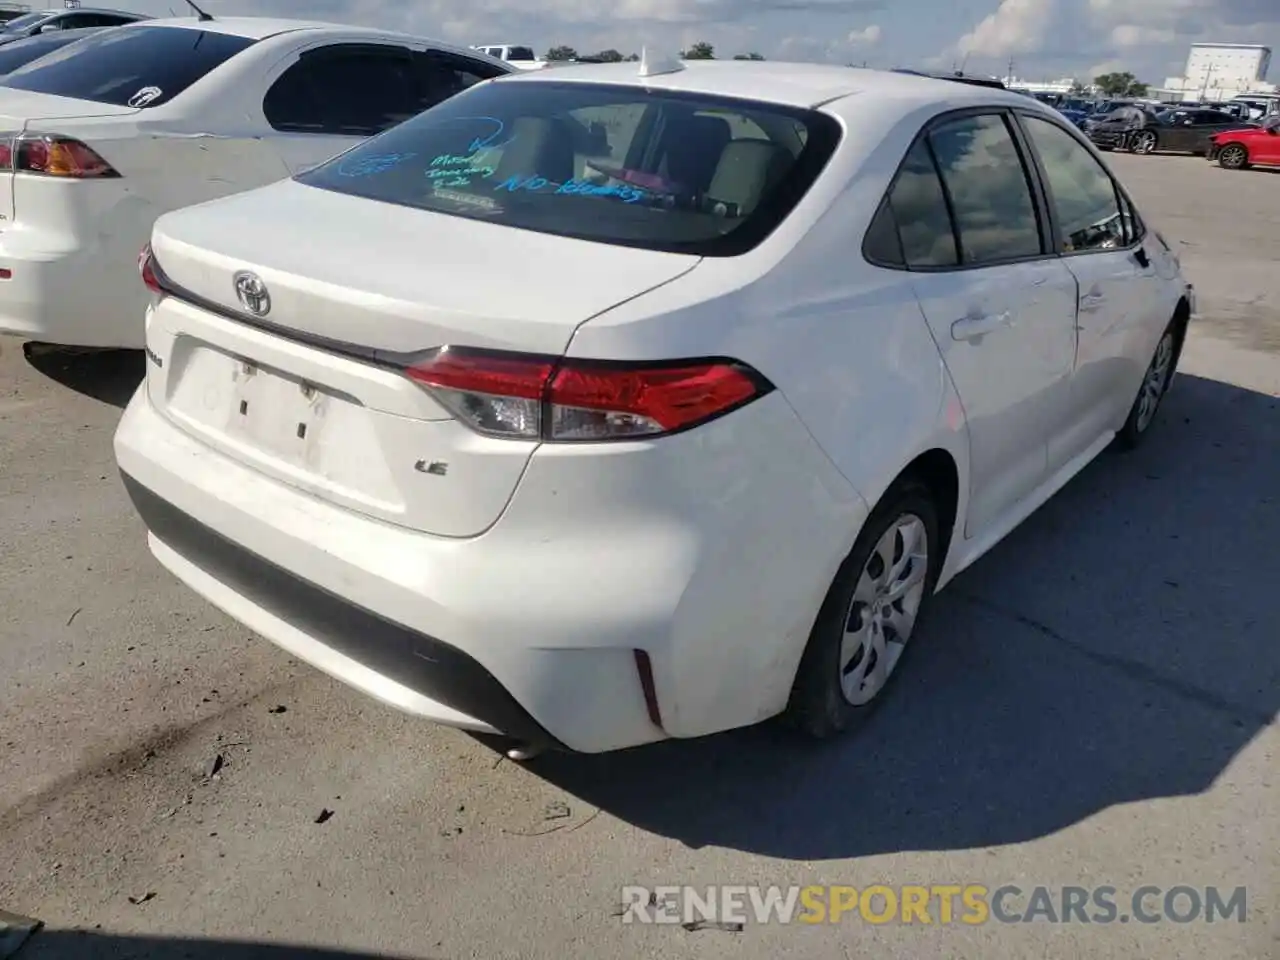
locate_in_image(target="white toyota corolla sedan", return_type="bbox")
[115,56,1194,755]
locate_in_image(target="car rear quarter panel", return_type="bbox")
[568,98,973,533]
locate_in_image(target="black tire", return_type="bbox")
[1115,316,1183,450]
[1217,144,1250,170]
[787,478,942,739]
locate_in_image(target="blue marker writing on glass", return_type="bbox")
[337,152,416,177]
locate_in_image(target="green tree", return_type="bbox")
[1069,81,1090,95]
[734,52,765,60]
[1093,71,1149,98]
[681,41,715,60]
[589,49,625,62]
[545,45,578,61]
[625,52,640,61]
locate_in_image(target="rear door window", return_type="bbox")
[416,50,507,106]
[295,80,841,256]
[927,113,1044,265]
[0,25,254,107]
[264,45,425,136]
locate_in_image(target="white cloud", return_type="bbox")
[953,0,1056,58]
[848,24,882,46]
[1110,24,1176,48]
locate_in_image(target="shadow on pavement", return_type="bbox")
[16,930,432,959]
[522,372,1280,859]
[21,344,144,408]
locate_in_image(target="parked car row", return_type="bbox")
[1083,104,1254,156]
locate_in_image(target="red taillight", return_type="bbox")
[8,134,119,178]
[405,347,771,442]
[138,243,165,295]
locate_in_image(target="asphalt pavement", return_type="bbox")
[0,152,1276,960]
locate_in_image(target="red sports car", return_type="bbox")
[1207,116,1280,170]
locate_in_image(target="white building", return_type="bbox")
[1003,77,1080,95]
[1161,43,1274,100]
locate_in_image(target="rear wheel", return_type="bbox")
[1132,130,1158,154]
[1218,144,1250,169]
[1116,319,1181,450]
[787,479,940,739]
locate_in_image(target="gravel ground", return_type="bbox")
[0,152,1276,960]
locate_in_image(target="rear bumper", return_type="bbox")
[120,471,565,750]
[115,382,866,753]
[0,232,146,348]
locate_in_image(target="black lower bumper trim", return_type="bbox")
[120,472,566,751]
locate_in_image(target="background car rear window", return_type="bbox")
[295,80,840,257]
[0,26,254,107]
[0,32,83,75]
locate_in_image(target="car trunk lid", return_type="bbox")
[145,178,699,537]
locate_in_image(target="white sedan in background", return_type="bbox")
[0,16,511,349]
[116,56,1194,755]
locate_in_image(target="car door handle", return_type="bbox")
[951,311,1012,341]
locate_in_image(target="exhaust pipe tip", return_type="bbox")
[505,744,543,761]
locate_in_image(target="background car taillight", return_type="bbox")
[138,243,166,295]
[0,132,119,178]
[405,347,773,442]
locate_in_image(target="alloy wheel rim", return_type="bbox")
[1135,332,1174,432]
[1221,146,1245,168]
[1135,132,1156,154]
[839,513,929,706]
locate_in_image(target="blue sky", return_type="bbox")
[107,0,1278,85]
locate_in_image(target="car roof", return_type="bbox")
[109,15,428,42]
[497,60,1037,111]
[36,6,140,15]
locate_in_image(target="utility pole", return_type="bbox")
[1007,57,1015,84]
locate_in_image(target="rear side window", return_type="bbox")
[884,138,958,268]
[264,46,423,136]
[928,114,1043,265]
[263,47,502,136]
[0,26,254,108]
[296,80,841,257]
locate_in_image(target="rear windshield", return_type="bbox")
[0,25,255,108]
[0,33,80,74]
[297,80,841,256]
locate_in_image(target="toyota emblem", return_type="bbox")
[233,271,271,317]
